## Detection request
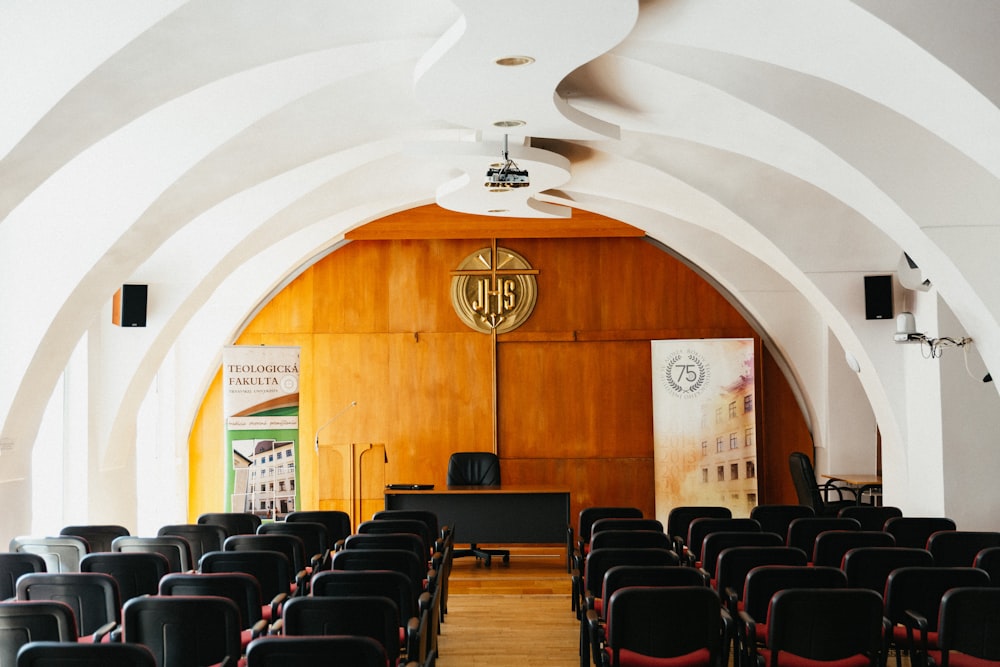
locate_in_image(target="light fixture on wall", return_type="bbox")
[893,311,972,358]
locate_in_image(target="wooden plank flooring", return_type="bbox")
[436,547,579,667]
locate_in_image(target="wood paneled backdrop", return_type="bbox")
[188,206,810,528]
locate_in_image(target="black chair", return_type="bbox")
[111,535,192,573]
[788,452,859,516]
[712,546,808,619]
[973,546,1000,584]
[197,511,262,536]
[157,523,228,562]
[837,504,903,531]
[666,506,732,556]
[9,536,88,573]
[684,518,761,568]
[357,519,436,562]
[573,507,644,571]
[749,505,814,539]
[697,532,785,585]
[0,600,78,665]
[574,547,680,621]
[921,586,1000,667]
[16,572,121,642]
[59,525,130,553]
[80,551,170,605]
[589,518,664,537]
[926,530,1000,567]
[588,530,671,552]
[258,521,330,571]
[16,641,157,667]
[246,635,390,667]
[582,565,707,667]
[841,546,935,593]
[281,595,407,666]
[884,516,958,549]
[785,516,861,558]
[753,588,887,667]
[285,510,352,550]
[158,571,269,649]
[810,529,896,567]
[198,549,293,622]
[224,533,309,594]
[446,451,509,566]
[0,552,47,600]
[736,565,847,667]
[884,566,992,667]
[123,595,243,667]
[588,585,731,667]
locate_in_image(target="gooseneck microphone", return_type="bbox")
[314,401,357,452]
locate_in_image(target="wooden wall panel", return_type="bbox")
[188,208,812,527]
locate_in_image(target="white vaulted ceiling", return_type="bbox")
[1,0,1000,488]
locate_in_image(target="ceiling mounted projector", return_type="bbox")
[484,134,529,190]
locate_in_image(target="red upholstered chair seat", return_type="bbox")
[608,647,712,667]
[757,649,873,667]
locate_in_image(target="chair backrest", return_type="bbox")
[712,546,808,606]
[446,451,501,487]
[157,523,228,562]
[936,587,1000,662]
[0,600,78,665]
[285,511,352,548]
[785,517,861,555]
[883,516,957,549]
[331,549,426,603]
[788,452,824,511]
[841,546,935,593]
[604,586,727,667]
[973,546,1000,585]
[372,509,441,544]
[9,536,88,573]
[199,550,293,601]
[577,507,644,546]
[700,531,784,579]
[811,530,896,567]
[257,521,329,562]
[159,571,264,627]
[357,518,433,557]
[197,512,262,536]
[16,572,121,637]
[582,548,680,600]
[590,518,664,536]
[837,505,903,531]
[749,504,815,538]
[245,635,389,667]
[926,530,1000,568]
[601,565,706,607]
[766,588,885,665]
[344,533,428,571]
[58,525,130,553]
[79,551,170,604]
[224,533,307,576]
[111,536,192,573]
[589,530,671,552]
[310,569,419,619]
[16,641,157,667]
[686,518,761,563]
[884,566,991,630]
[123,595,242,667]
[0,553,47,600]
[741,565,847,622]
[281,595,401,659]
[666,506,732,548]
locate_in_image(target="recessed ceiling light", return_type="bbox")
[488,188,512,194]
[488,209,509,214]
[493,119,525,128]
[495,55,534,67]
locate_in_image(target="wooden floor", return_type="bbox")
[436,546,579,667]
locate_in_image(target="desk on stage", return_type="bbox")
[383,486,570,545]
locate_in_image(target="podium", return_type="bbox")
[317,442,386,531]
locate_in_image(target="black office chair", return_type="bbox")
[788,452,859,517]
[447,451,509,566]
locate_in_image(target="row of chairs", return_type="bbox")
[572,503,1000,667]
[1,509,451,666]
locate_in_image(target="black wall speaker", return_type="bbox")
[864,275,893,320]
[112,284,148,327]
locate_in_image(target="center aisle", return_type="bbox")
[435,547,579,667]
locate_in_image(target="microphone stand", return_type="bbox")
[314,401,357,452]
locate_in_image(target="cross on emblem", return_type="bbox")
[450,240,539,334]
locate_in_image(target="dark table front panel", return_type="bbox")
[383,487,570,544]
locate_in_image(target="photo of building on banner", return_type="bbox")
[223,346,300,520]
[651,339,757,521]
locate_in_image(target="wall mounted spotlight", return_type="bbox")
[893,311,972,358]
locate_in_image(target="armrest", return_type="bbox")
[404,614,421,662]
[697,567,711,585]
[723,586,739,617]
[269,592,289,620]
[586,609,606,667]
[904,608,931,662]
[571,568,582,614]
[294,567,309,595]
[250,617,269,640]
[738,610,759,649]
[91,620,118,643]
[720,608,734,667]
[819,480,858,502]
